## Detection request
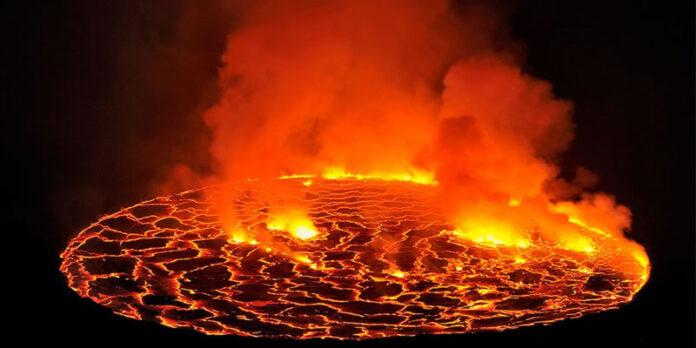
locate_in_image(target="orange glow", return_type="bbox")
[278,167,437,185]
[450,220,528,248]
[267,208,318,240]
[561,236,596,253]
[321,167,437,185]
[295,255,313,264]
[200,0,649,289]
[389,270,406,278]
[61,180,650,339]
[60,0,651,341]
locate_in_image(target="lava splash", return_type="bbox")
[60,178,649,339]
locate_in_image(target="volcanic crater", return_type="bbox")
[60,178,648,339]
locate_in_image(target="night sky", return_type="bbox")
[5,1,693,346]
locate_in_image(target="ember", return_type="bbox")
[60,177,648,339]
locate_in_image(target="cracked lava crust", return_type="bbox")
[60,178,648,339]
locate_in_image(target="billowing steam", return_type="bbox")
[197,0,646,262]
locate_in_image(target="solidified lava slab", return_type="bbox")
[60,178,648,339]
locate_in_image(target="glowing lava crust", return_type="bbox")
[60,178,648,339]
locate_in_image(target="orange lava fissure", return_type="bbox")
[60,178,647,339]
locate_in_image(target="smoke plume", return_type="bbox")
[198,0,645,257]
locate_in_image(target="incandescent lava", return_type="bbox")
[60,177,649,339]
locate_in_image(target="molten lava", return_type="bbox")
[60,177,648,339]
[60,1,651,339]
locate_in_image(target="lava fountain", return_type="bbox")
[60,0,649,340]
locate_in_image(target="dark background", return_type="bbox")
[4,1,693,346]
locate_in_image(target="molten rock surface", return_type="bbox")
[61,179,647,339]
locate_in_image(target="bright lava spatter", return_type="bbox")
[60,178,648,339]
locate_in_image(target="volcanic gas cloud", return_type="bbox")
[61,0,650,340]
